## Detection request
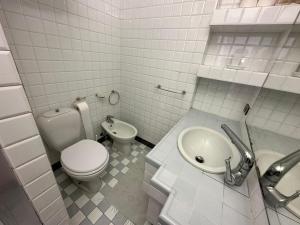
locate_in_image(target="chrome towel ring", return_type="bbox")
[109,90,120,105]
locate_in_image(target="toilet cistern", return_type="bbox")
[37,108,109,193]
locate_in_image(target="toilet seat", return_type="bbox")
[61,140,109,176]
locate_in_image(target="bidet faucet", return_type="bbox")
[106,115,114,124]
[221,124,255,186]
[260,149,300,208]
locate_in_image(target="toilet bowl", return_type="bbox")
[37,108,109,193]
[102,118,137,155]
[61,140,109,193]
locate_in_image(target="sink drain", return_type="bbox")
[113,131,117,134]
[195,156,204,163]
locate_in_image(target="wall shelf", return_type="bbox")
[264,74,300,94]
[197,65,300,94]
[197,65,268,87]
[210,5,300,32]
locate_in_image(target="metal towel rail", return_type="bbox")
[156,85,186,95]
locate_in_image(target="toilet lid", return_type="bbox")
[61,140,109,174]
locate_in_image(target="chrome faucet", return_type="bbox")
[221,124,255,186]
[106,115,114,124]
[260,149,300,208]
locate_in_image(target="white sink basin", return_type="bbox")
[177,126,240,173]
[256,150,300,217]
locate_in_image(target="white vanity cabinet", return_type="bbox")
[143,162,168,225]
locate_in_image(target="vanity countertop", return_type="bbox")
[146,109,263,225]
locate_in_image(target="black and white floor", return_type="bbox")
[54,140,152,225]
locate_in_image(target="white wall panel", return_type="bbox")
[0,51,21,85]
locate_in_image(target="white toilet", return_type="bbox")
[101,117,137,155]
[37,108,109,193]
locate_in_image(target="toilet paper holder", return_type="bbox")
[95,93,105,99]
[75,96,86,102]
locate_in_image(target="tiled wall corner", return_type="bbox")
[247,88,300,139]
[120,0,217,144]
[266,31,300,95]
[270,32,300,76]
[202,31,280,73]
[0,21,69,225]
[0,0,122,137]
[192,78,259,121]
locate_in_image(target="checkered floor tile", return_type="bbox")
[54,140,151,225]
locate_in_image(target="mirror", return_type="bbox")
[246,24,300,224]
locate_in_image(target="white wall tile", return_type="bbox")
[225,8,242,24]
[249,72,267,87]
[5,11,27,30]
[0,3,68,223]
[210,9,227,25]
[265,32,300,94]
[39,197,65,223]
[0,113,39,147]
[234,70,251,84]
[120,0,215,143]
[24,170,57,199]
[11,29,32,45]
[15,154,51,185]
[192,78,259,121]
[203,31,280,74]
[45,208,69,225]
[0,51,21,86]
[281,77,300,94]
[222,204,252,225]
[240,8,260,24]
[0,23,9,50]
[247,88,300,139]
[3,135,45,167]
[253,210,269,225]
[223,187,251,218]
[266,208,281,225]
[276,6,300,24]
[281,215,300,225]
[0,86,31,119]
[25,16,44,33]
[249,184,265,219]
[58,216,69,225]
[214,5,299,26]
[21,0,41,18]
[256,6,281,25]
[1,0,122,137]
[32,184,61,211]
[297,13,300,25]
